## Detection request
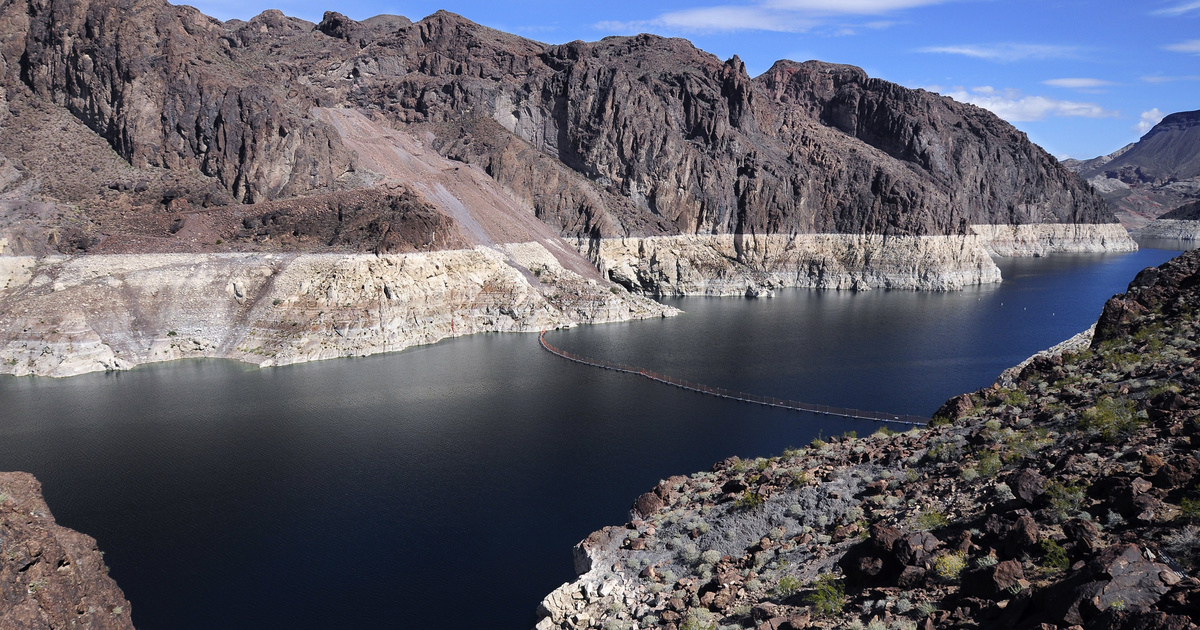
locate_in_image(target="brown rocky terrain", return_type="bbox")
[1067,110,1200,228]
[538,249,1200,630]
[0,0,1121,262]
[0,472,134,630]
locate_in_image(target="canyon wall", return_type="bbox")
[580,223,1136,297]
[0,245,674,378]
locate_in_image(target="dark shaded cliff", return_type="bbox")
[0,1,1116,255]
[1160,200,1200,221]
[0,472,135,629]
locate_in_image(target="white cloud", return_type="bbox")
[1140,74,1200,83]
[933,86,1118,122]
[1042,78,1116,89]
[762,0,948,13]
[1135,109,1165,134]
[917,43,1081,62]
[597,6,818,33]
[659,6,818,32]
[595,0,954,34]
[1165,40,1200,54]
[1151,1,1200,16]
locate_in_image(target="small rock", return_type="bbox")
[632,492,664,519]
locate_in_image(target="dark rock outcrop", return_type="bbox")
[0,472,134,629]
[1159,200,1200,221]
[0,0,1116,254]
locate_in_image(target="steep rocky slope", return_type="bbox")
[0,3,1128,283]
[538,250,1200,630]
[0,472,134,629]
[1069,111,1200,228]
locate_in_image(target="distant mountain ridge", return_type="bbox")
[1067,109,1200,226]
[1082,110,1200,181]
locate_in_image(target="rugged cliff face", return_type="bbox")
[0,1,1118,249]
[0,472,135,629]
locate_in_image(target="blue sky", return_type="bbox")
[188,0,1199,159]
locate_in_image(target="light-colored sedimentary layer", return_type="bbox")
[580,225,1138,297]
[1132,219,1200,241]
[0,243,675,378]
[970,223,1137,257]
[579,233,1002,296]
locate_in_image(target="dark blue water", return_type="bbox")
[0,245,1184,629]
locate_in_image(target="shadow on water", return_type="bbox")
[0,245,1185,630]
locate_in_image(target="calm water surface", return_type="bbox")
[0,244,1186,629]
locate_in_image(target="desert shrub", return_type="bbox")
[927,441,963,463]
[680,544,701,565]
[1044,481,1085,523]
[1181,496,1200,521]
[775,575,801,598]
[804,573,845,616]
[700,550,721,565]
[1163,525,1200,570]
[680,608,716,630]
[933,552,966,581]
[1041,539,1070,571]
[915,509,949,531]
[1003,428,1053,462]
[734,490,764,510]
[1079,397,1144,443]
[974,554,998,568]
[978,451,1003,478]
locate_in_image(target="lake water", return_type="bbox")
[0,244,1187,629]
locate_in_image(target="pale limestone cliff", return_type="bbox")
[1133,219,1200,241]
[580,234,998,297]
[969,223,1137,257]
[573,225,1136,297]
[0,244,674,378]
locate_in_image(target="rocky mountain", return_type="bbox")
[0,0,1137,375]
[1068,110,1200,227]
[537,249,1200,630]
[0,472,135,629]
[1159,200,1200,221]
[1,2,1124,259]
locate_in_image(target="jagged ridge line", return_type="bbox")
[538,331,929,426]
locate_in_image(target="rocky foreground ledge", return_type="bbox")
[0,472,134,629]
[538,248,1200,630]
